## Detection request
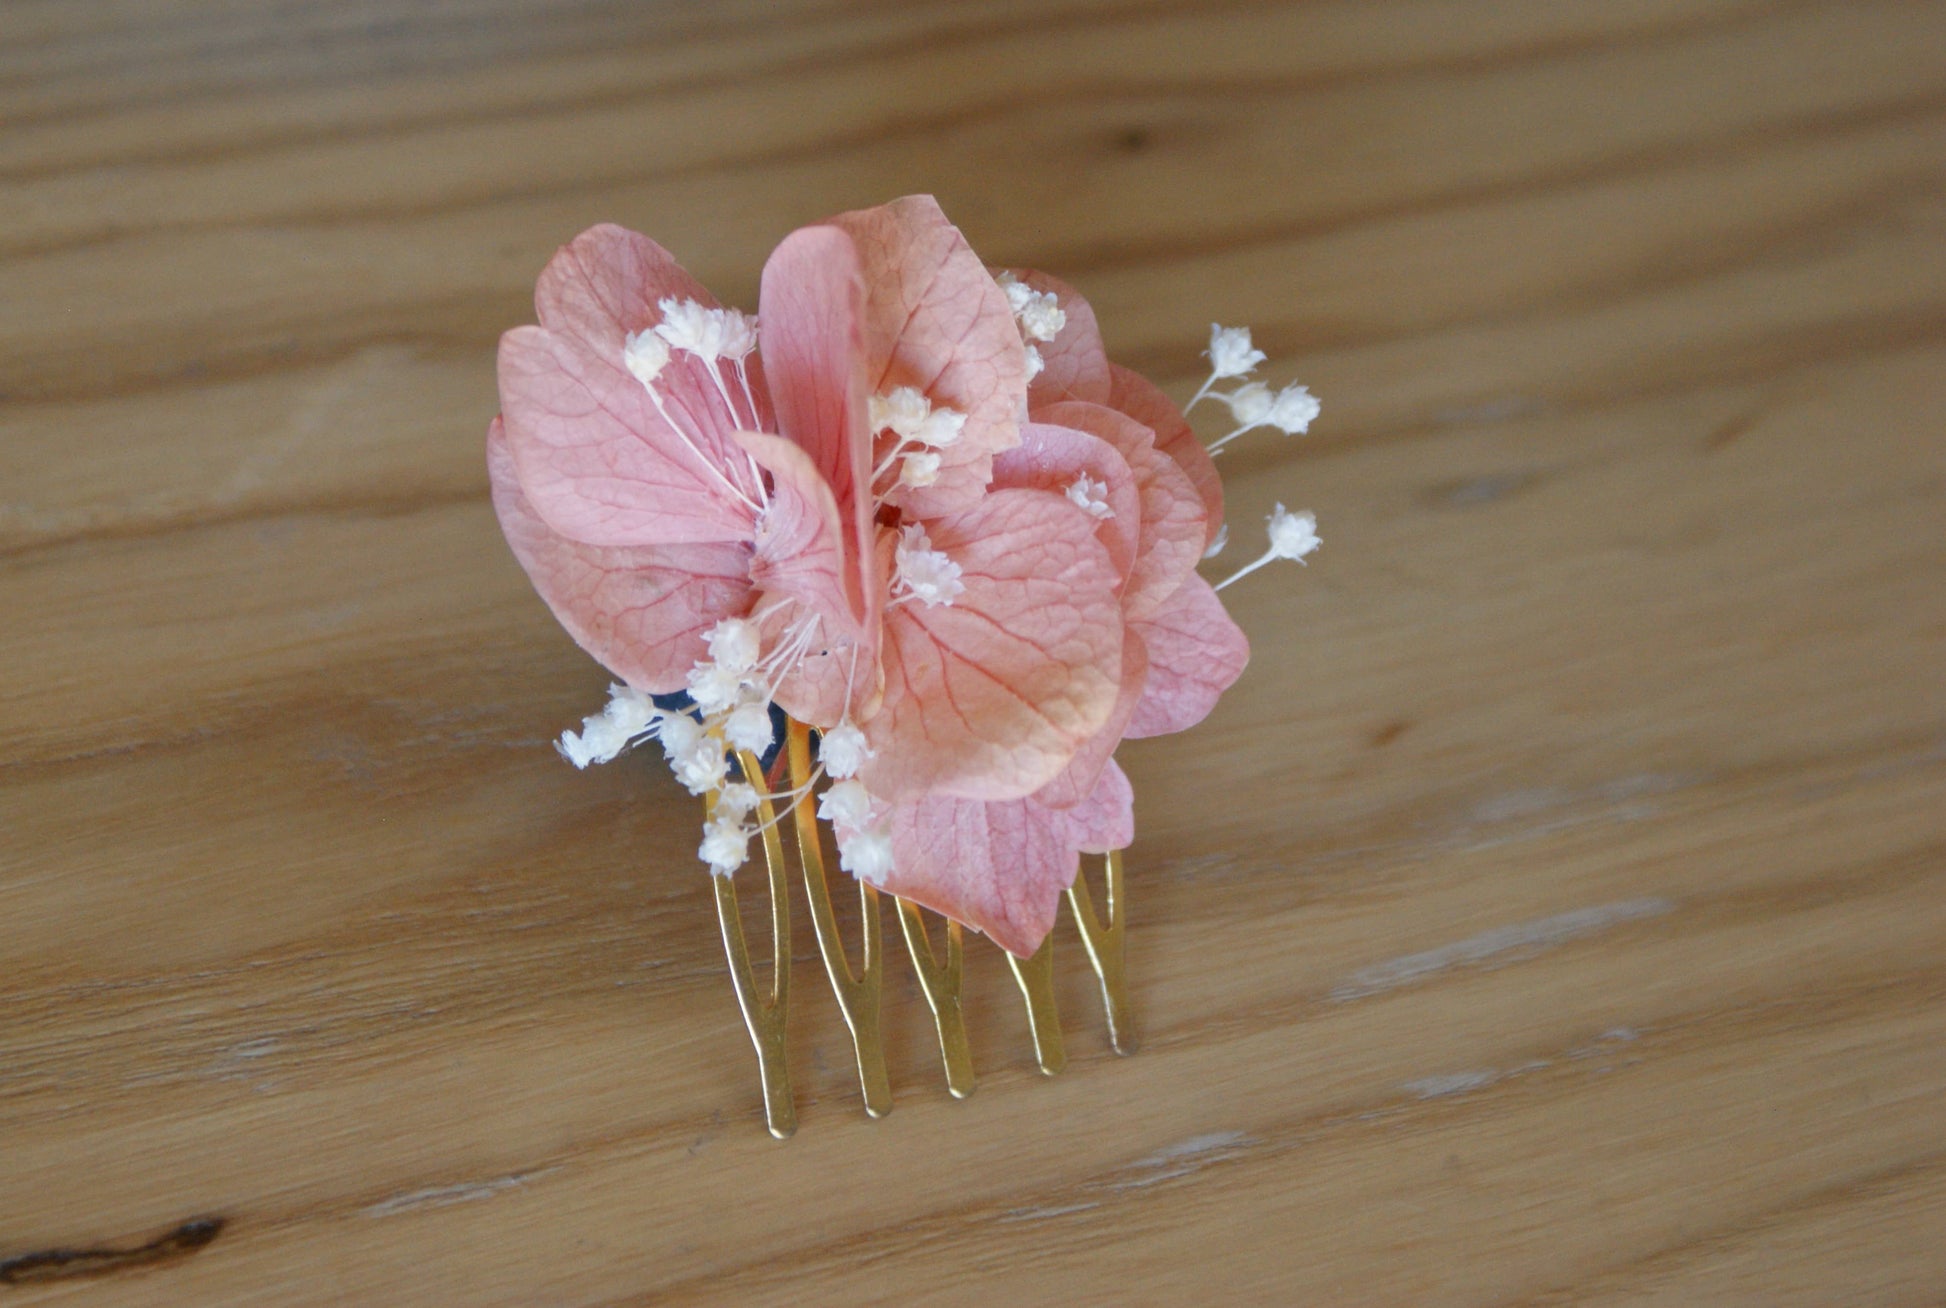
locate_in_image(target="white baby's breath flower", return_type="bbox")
[1065,474,1113,520]
[1221,381,1274,427]
[899,451,942,488]
[819,722,873,779]
[654,298,757,361]
[1268,383,1320,435]
[1266,504,1320,560]
[723,701,775,754]
[706,617,761,674]
[699,812,752,876]
[623,329,670,388]
[1214,504,1320,592]
[686,660,744,716]
[837,825,895,885]
[1207,324,1266,380]
[715,782,760,823]
[672,735,730,795]
[816,778,874,830]
[892,524,964,607]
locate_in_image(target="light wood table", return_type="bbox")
[4,1,1943,1302]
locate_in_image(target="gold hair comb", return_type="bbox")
[712,720,1130,1137]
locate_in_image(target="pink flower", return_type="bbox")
[490,196,1250,956]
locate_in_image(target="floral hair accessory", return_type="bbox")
[489,196,1320,1136]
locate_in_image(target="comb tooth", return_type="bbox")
[1005,933,1067,1076]
[1067,849,1136,1055]
[785,722,892,1119]
[710,758,796,1139]
[895,898,976,1098]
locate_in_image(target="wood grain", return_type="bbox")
[4,1,1944,1302]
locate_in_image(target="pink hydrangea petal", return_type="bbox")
[1061,756,1135,853]
[498,325,759,547]
[734,431,859,637]
[991,421,1141,584]
[488,418,754,693]
[757,225,875,615]
[826,195,1028,518]
[533,223,718,360]
[1108,363,1224,549]
[883,755,1135,958]
[1126,573,1250,738]
[1033,399,1206,621]
[861,488,1123,804]
[1012,268,1112,408]
[1031,630,1147,810]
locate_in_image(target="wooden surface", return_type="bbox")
[4,1,1944,1302]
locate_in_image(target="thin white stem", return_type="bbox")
[871,436,913,485]
[704,359,769,505]
[643,384,762,514]
[1184,372,1221,411]
[1213,547,1279,592]
[1204,421,1263,456]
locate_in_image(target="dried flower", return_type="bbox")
[489,195,1318,956]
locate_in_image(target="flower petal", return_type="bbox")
[883,756,1134,957]
[1029,630,1146,809]
[1126,573,1250,738]
[757,224,875,611]
[1032,399,1206,621]
[534,223,717,360]
[862,488,1123,804]
[826,195,1029,518]
[991,421,1141,585]
[497,324,759,546]
[1012,268,1112,408]
[1108,363,1225,549]
[488,418,754,692]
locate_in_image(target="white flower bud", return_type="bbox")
[623,329,670,388]
[837,825,895,885]
[1065,474,1113,520]
[723,701,775,754]
[816,778,874,830]
[686,660,743,716]
[899,451,942,488]
[654,298,757,361]
[893,524,964,607]
[672,735,729,795]
[1266,504,1320,561]
[699,813,752,876]
[1268,383,1320,435]
[1222,381,1274,426]
[819,722,872,779]
[705,617,762,674]
[1207,324,1266,380]
[716,782,760,823]
[869,386,931,439]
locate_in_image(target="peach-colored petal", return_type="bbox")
[991,421,1141,585]
[1126,573,1250,738]
[497,325,759,547]
[861,489,1123,804]
[1031,631,1146,810]
[1108,363,1224,549]
[1013,268,1112,408]
[826,195,1028,518]
[883,756,1134,957]
[488,418,754,693]
[1033,399,1206,622]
